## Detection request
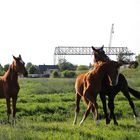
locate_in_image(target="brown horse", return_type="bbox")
[0,55,28,122]
[92,46,140,125]
[73,60,121,125]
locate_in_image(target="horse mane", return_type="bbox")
[2,62,18,82]
[90,61,107,75]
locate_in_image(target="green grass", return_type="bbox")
[0,74,140,140]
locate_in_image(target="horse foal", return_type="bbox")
[73,61,121,126]
[0,55,28,122]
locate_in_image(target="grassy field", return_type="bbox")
[0,69,140,140]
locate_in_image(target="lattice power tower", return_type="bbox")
[54,46,135,64]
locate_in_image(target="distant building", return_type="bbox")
[28,65,59,78]
[38,65,59,77]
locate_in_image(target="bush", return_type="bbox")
[29,65,38,74]
[51,70,60,78]
[61,70,76,78]
[58,59,77,71]
[76,65,89,71]
[0,71,5,76]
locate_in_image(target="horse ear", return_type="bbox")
[13,55,17,60]
[101,45,104,50]
[19,54,22,59]
[91,46,97,52]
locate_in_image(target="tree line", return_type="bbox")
[0,54,140,78]
[25,59,90,78]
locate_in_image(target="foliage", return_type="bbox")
[3,64,10,72]
[122,67,140,78]
[58,58,77,71]
[51,70,60,78]
[136,54,140,64]
[0,64,4,75]
[26,62,33,70]
[76,65,89,71]
[61,70,76,78]
[29,65,39,74]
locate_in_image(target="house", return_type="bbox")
[38,65,59,77]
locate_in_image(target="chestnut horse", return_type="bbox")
[73,60,121,126]
[92,46,140,125]
[0,55,28,121]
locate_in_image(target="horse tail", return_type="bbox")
[128,86,140,99]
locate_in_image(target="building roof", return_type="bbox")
[38,65,59,73]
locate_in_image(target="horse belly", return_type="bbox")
[0,87,5,99]
[0,84,5,99]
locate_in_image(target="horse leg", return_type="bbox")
[108,95,118,125]
[82,95,96,120]
[88,100,99,125]
[100,92,110,124]
[83,88,99,125]
[12,97,17,119]
[91,104,96,119]
[122,90,138,118]
[93,101,100,125]
[73,93,81,125]
[80,102,92,126]
[6,98,11,122]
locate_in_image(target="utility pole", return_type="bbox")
[108,23,114,47]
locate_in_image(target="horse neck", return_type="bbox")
[3,63,18,82]
[93,55,98,63]
[91,63,107,83]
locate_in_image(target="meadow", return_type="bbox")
[0,69,140,140]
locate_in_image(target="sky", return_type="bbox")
[0,0,140,66]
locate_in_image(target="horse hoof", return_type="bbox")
[79,122,83,126]
[114,122,118,126]
[106,118,111,125]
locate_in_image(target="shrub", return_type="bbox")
[61,70,76,78]
[76,65,89,71]
[51,70,60,78]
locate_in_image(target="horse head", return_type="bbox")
[13,55,28,77]
[105,61,122,86]
[91,45,109,62]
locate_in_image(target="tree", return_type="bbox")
[136,54,140,64]
[51,70,60,78]
[26,62,33,71]
[3,64,10,72]
[0,64,4,75]
[29,65,38,74]
[58,58,77,71]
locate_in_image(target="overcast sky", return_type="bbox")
[0,0,140,66]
